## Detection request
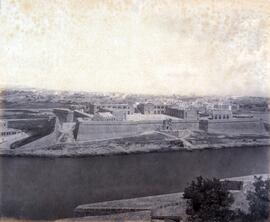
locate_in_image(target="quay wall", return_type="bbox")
[75,120,199,141]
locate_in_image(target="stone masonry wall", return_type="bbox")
[207,118,265,135]
[76,120,199,141]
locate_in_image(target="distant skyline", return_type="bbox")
[2,85,270,99]
[1,0,270,96]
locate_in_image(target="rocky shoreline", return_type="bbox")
[0,139,269,158]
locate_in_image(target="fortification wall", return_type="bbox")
[173,120,199,130]
[207,118,265,135]
[53,109,73,123]
[76,120,200,141]
[73,110,92,122]
[18,118,60,149]
[76,118,265,141]
[76,121,140,141]
[8,118,50,131]
[135,121,163,132]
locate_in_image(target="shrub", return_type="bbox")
[183,176,235,222]
[246,176,270,222]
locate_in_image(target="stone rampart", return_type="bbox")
[18,118,60,149]
[75,119,199,141]
[53,108,74,123]
[207,118,265,135]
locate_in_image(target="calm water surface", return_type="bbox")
[0,146,269,219]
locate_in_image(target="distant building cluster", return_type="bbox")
[1,88,269,145]
[166,106,198,120]
[137,103,166,114]
[82,102,200,122]
[210,110,232,120]
[85,103,135,121]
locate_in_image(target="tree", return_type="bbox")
[183,176,235,222]
[246,176,270,222]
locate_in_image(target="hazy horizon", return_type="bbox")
[2,84,270,99]
[1,0,270,97]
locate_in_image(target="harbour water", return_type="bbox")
[0,146,269,219]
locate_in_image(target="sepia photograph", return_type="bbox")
[0,0,270,221]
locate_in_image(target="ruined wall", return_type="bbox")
[76,120,200,141]
[207,118,265,135]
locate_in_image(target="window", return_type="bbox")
[219,115,222,119]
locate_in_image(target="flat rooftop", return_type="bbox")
[127,114,180,121]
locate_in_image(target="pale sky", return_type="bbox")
[0,0,270,96]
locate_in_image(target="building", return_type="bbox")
[165,106,185,118]
[86,103,134,115]
[0,120,23,137]
[185,109,199,120]
[69,104,87,112]
[137,103,166,114]
[210,109,233,120]
[213,104,232,110]
[165,106,198,120]
[92,112,116,121]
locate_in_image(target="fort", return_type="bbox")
[1,108,267,150]
[74,118,199,141]
[47,108,268,142]
[0,109,269,220]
